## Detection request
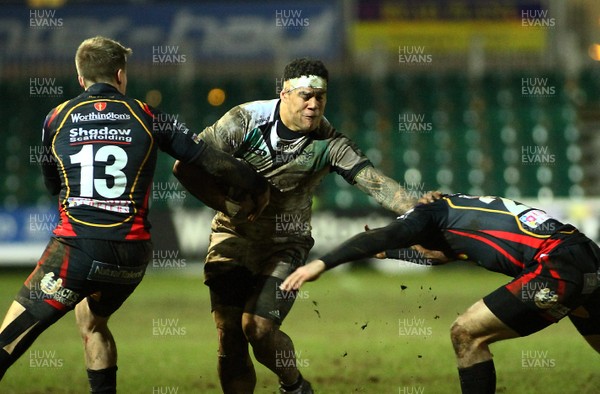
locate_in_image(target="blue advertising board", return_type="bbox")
[0,208,57,265]
[0,2,343,64]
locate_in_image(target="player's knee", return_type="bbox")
[215,312,245,341]
[215,322,247,358]
[450,317,478,357]
[243,317,275,345]
[75,301,109,336]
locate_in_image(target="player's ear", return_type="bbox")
[115,69,127,94]
[116,69,125,84]
[77,75,86,89]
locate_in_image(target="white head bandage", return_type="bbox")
[284,75,327,92]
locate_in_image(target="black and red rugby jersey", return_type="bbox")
[321,194,592,277]
[41,83,206,241]
[426,194,582,276]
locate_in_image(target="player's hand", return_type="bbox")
[247,185,270,222]
[412,244,451,264]
[280,260,326,291]
[230,185,270,222]
[364,224,387,259]
[417,191,443,205]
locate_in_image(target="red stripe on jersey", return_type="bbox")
[125,186,151,240]
[125,213,150,240]
[139,102,154,117]
[46,107,61,128]
[540,253,566,297]
[70,140,132,146]
[47,100,70,127]
[448,229,524,269]
[44,299,68,311]
[479,230,546,249]
[144,106,154,117]
[52,203,77,237]
[58,241,71,286]
[506,263,543,294]
[533,238,563,261]
[24,243,55,287]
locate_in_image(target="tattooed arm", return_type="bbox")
[353,166,415,215]
[326,130,439,214]
[354,168,449,263]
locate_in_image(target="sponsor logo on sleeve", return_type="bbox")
[519,210,551,229]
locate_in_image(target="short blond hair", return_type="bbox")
[75,36,132,83]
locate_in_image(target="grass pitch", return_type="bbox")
[0,263,597,393]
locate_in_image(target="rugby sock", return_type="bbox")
[280,372,303,392]
[0,349,11,380]
[458,360,496,394]
[87,365,118,394]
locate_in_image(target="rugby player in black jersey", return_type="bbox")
[281,194,600,394]
[0,36,268,393]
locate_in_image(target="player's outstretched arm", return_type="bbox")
[280,260,326,291]
[384,245,450,265]
[174,160,228,210]
[364,225,449,264]
[173,159,269,221]
[189,143,268,197]
[282,222,410,292]
[353,166,415,214]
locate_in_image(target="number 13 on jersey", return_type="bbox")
[70,144,128,199]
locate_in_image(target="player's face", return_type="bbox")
[280,87,327,133]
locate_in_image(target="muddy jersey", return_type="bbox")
[41,83,207,240]
[200,99,372,242]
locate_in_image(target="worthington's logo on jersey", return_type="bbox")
[70,112,131,123]
[69,127,132,143]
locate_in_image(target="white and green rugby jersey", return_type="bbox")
[200,99,372,241]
